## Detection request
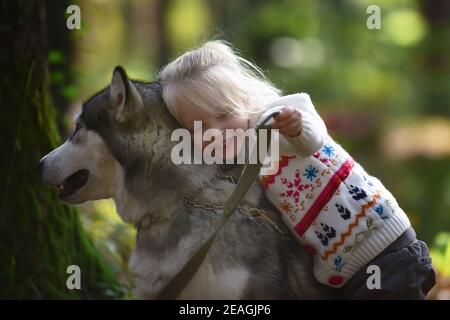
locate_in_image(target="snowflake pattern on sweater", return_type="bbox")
[260,135,410,287]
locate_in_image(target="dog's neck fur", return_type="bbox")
[111,147,245,225]
[110,149,257,298]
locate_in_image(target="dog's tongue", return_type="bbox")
[59,169,89,198]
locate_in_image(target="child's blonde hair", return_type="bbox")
[159,40,281,122]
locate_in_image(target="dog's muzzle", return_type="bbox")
[39,158,90,199]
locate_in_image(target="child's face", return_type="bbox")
[176,101,249,160]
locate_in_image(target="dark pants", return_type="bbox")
[337,227,436,299]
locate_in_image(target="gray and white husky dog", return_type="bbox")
[40,66,331,299]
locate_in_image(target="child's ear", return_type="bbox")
[110,66,143,122]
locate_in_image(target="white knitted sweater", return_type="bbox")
[250,93,411,287]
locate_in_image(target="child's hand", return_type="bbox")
[272,106,302,137]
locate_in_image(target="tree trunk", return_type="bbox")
[45,0,76,115]
[0,0,122,299]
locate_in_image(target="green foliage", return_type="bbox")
[430,233,450,277]
[79,200,136,296]
[48,50,65,64]
[61,84,78,101]
[48,50,78,103]
[378,157,450,244]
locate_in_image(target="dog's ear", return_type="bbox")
[110,66,143,122]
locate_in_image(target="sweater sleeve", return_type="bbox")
[253,93,328,157]
[264,93,327,157]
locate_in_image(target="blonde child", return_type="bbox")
[159,40,435,299]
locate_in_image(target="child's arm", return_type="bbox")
[269,93,327,157]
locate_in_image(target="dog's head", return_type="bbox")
[39,66,175,205]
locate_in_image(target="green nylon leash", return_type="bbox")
[156,111,279,299]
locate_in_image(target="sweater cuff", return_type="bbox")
[284,110,326,157]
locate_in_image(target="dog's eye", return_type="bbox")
[71,123,82,138]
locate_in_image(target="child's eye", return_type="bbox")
[217,112,230,120]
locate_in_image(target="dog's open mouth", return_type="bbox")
[58,169,90,198]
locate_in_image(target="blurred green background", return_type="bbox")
[46,0,450,298]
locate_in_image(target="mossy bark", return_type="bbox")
[0,0,123,299]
